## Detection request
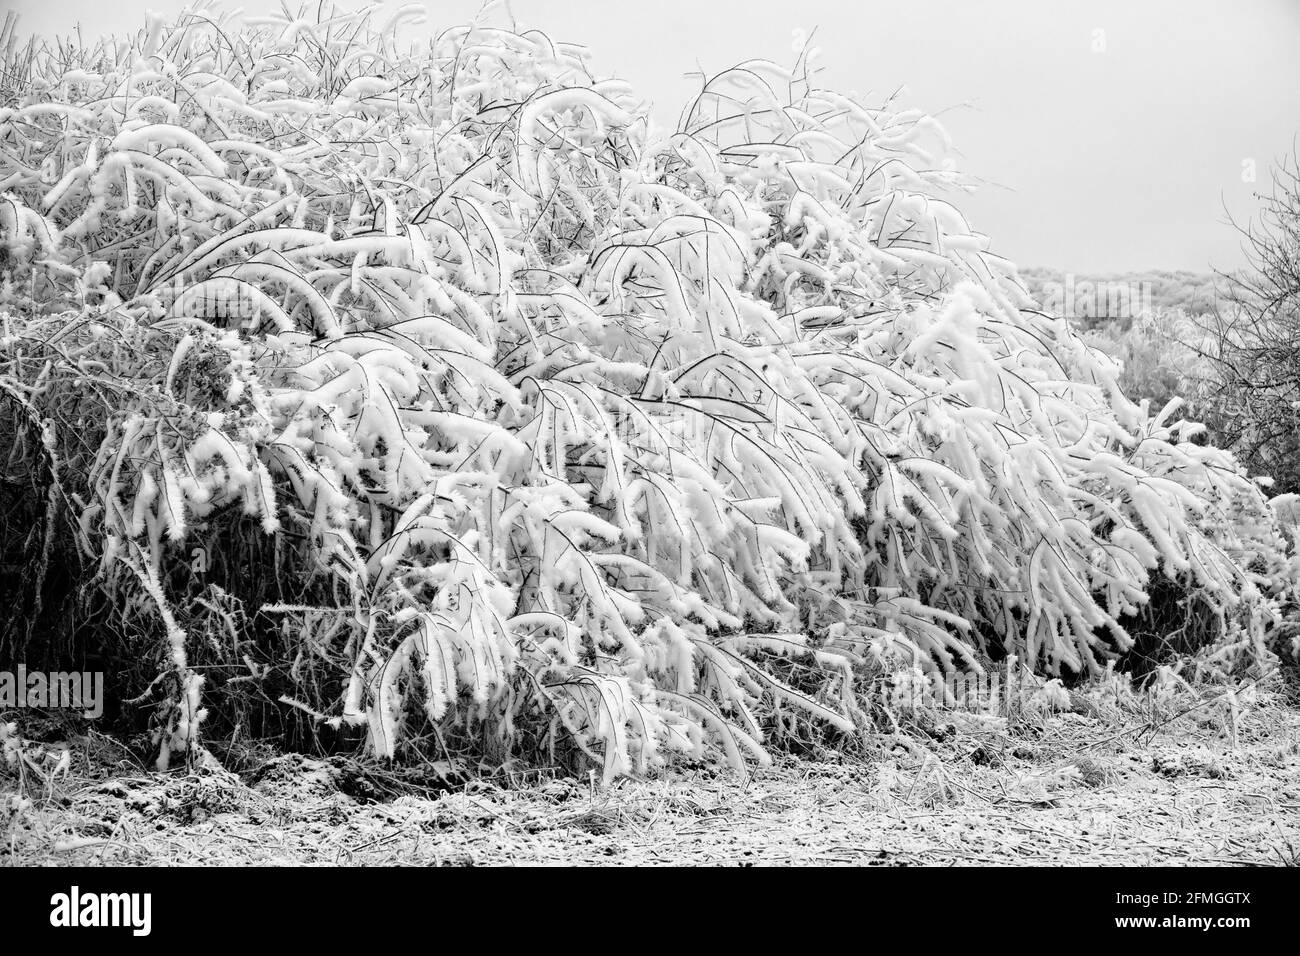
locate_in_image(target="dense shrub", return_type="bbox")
[0,4,1291,777]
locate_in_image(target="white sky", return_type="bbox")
[4,0,1298,274]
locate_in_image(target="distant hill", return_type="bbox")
[1017,268,1221,326]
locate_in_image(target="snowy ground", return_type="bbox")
[5,691,1299,866]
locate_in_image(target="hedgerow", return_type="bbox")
[0,3,1291,778]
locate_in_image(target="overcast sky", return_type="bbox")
[5,0,1298,274]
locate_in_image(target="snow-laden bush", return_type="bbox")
[0,3,1290,776]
